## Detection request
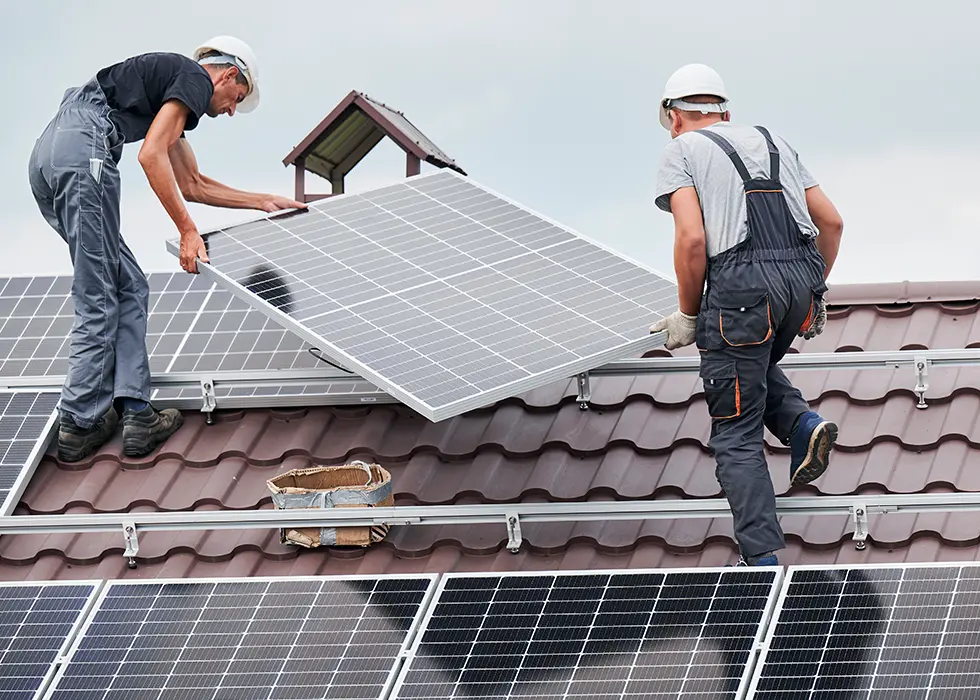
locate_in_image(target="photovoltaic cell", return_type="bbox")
[0,581,99,700]
[0,391,59,511]
[749,563,980,699]
[46,575,436,700]
[176,170,678,421]
[392,568,779,700]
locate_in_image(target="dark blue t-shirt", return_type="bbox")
[97,52,214,143]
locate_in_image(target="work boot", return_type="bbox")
[57,408,120,463]
[789,411,838,485]
[122,404,184,457]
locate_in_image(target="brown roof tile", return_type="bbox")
[2,284,980,581]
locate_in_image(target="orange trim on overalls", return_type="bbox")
[713,373,741,420]
[799,297,815,334]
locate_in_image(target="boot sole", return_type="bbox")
[791,421,838,486]
[122,413,185,458]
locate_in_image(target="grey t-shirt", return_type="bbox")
[655,122,819,258]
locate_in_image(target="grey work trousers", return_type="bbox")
[697,264,824,559]
[27,79,151,429]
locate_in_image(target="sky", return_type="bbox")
[3,0,978,285]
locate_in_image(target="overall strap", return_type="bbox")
[697,129,752,183]
[754,126,780,182]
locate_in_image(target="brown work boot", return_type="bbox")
[58,408,120,463]
[121,404,184,457]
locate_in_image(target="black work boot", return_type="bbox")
[121,404,184,457]
[58,408,120,463]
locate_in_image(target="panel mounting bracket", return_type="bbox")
[576,372,591,410]
[851,504,868,550]
[505,511,523,553]
[913,355,929,409]
[200,378,217,424]
[122,521,139,569]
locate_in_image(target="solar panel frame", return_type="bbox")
[0,580,103,700]
[746,562,980,699]
[42,573,439,700]
[390,566,782,700]
[0,390,60,517]
[169,170,676,422]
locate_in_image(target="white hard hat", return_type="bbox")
[193,35,261,113]
[658,63,729,130]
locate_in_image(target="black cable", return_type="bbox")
[308,347,353,374]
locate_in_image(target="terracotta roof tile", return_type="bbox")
[2,285,980,581]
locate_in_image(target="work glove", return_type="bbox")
[798,297,827,340]
[650,310,697,350]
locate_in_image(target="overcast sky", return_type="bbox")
[3,0,977,285]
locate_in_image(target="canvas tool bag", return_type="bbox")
[266,460,393,548]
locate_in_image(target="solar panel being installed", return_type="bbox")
[171,170,677,421]
[46,575,436,700]
[749,563,980,699]
[0,390,59,514]
[391,568,780,700]
[0,581,100,700]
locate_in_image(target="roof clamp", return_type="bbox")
[913,355,930,409]
[505,511,523,554]
[200,379,217,424]
[576,372,591,410]
[122,521,139,569]
[851,504,868,551]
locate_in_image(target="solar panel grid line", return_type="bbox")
[745,562,980,699]
[160,277,216,375]
[42,574,438,700]
[176,170,676,421]
[390,567,781,700]
[0,580,103,700]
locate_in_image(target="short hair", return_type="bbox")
[198,49,249,87]
[676,94,724,105]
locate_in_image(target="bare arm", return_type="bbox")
[668,187,708,316]
[138,100,198,237]
[805,185,844,280]
[169,139,300,210]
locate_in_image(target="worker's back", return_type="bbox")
[655,122,818,259]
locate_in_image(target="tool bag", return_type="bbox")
[266,460,393,548]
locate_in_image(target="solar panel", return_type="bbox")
[171,170,677,422]
[391,567,780,700]
[150,376,392,408]
[749,563,980,699]
[46,574,437,700]
[0,581,100,700]
[0,274,319,379]
[0,390,59,514]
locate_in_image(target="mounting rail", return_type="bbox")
[0,492,975,561]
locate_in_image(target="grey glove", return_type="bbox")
[650,310,697,350]
[799,297,827,340]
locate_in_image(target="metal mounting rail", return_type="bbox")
[1,492,977,563]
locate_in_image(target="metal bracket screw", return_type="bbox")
[122,521,139,569]
[912,356,929,409]
[505,512,523,553]
[576,372,591,411]
[851,504,868,550]
[200,379,217,424]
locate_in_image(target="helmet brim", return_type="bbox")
[236,83,260,114]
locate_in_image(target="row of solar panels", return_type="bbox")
[3,170,677,422]
[4,564,980,700]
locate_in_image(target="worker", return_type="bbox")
[27,36,306,462]
[649,64,845,567]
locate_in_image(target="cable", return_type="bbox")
[308,347,354,374]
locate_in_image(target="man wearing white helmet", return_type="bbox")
[649,63,845,567]
[27,36,306,462]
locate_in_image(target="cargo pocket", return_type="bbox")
[699,355,740,420]
[718,289,772,347]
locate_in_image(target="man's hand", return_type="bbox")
[799,297,827,340]
[259,195,308,213]
[179,231,209,274]
[650,310,697,350]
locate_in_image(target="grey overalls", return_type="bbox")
[27,78,151,429]
[695,126,827,559]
